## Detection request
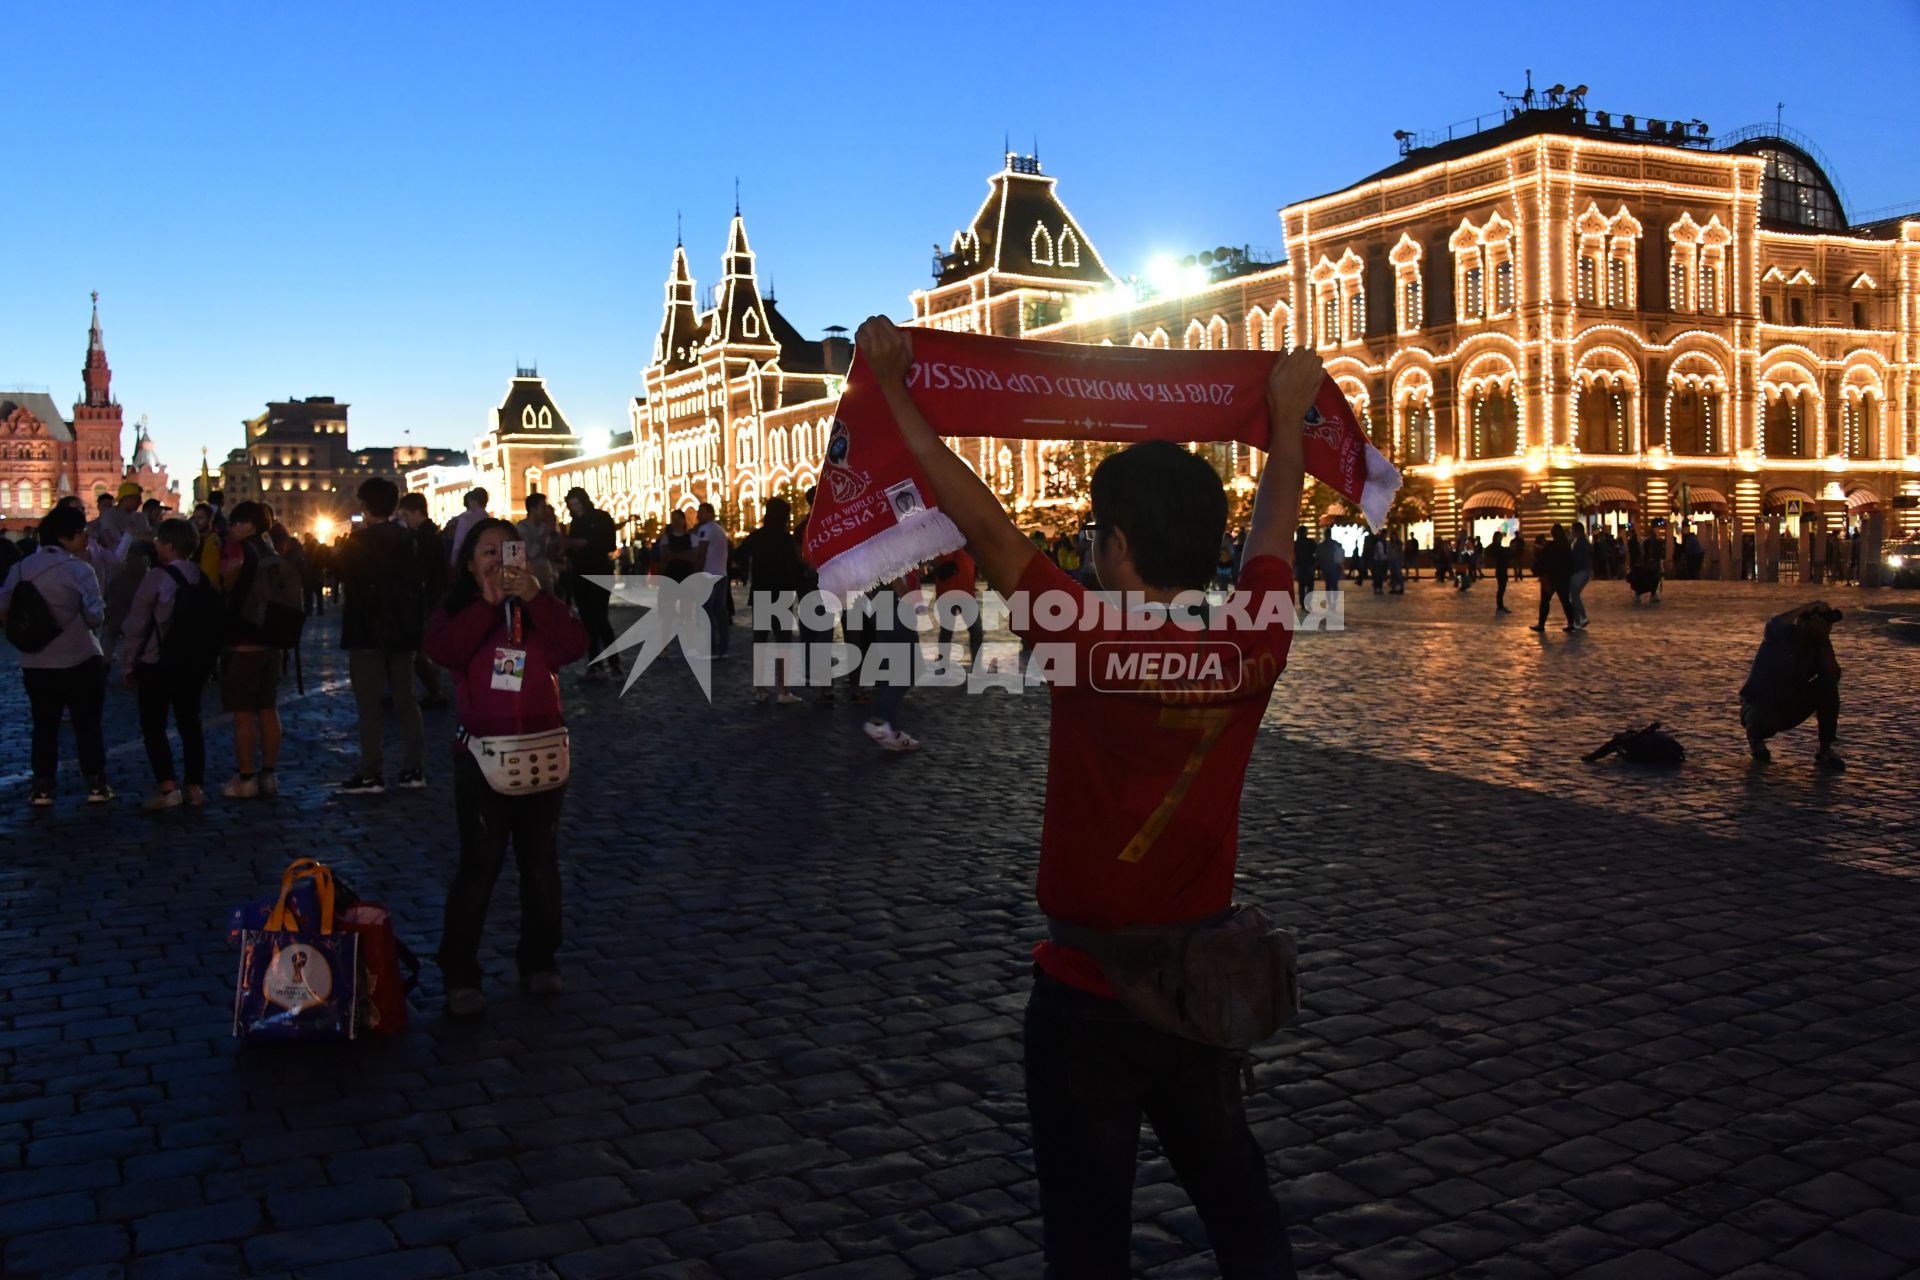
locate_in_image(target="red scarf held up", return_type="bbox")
[801,330,1399,597]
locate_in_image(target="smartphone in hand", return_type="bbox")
[502,540,527,570]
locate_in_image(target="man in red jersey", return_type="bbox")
[856,316,1318,1278]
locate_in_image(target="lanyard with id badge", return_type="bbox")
[492,541,528,693]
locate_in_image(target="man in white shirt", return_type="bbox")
[445,488,490,565]
[690,501,733,658]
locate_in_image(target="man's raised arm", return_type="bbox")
[1242,348,1323,567]
[856,315,1036,596]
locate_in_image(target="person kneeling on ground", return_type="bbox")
[855,313,1316,1277]
[1740,601,1846,773]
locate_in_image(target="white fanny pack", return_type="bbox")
[458,726,570,795]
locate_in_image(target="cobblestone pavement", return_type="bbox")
[2,578,1918,1279]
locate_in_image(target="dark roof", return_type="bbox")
[936,157,1113,287]
[1343,106,1715,193]
[492,375,575,438]
[764,302,825,373]
[1720,133,1847,231]
[0,392,74,441]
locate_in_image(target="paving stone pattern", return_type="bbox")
[1,579,1917,1278]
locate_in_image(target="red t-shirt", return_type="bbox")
[933,550,977,600]
[1010,552,1296,995]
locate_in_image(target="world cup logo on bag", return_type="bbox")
[264,943,332,1011]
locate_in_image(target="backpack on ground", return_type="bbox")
[4,574,62,654]
[1582,721,1685,768]
[155,566,223,678]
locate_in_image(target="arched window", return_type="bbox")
[1401,278,1422,330]
[1468,383,1519,459]
[1347,288,1365,340]
[1494,260,1514,314]
[1321,292,1340,346]
[1058,228,1080,267]
[1246,307,1270,351]
[1577,256,1596,304]
[16,481,30,511]
[1404,400,1433,463]
[1150,328,1169,350]
[38,481,51,511]
[1764,391,1808,458]
[521,406,536,430]
[537,406,553,430]
[1607,258,1628,306]
[1576,382,1628,454]
[1464,267,1484,319]
[1131,331,1151,348]
[1185,319,1206,350]
[995,445,1015,492]
[1030,224,1054,266]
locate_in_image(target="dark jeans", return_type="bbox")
[438,750,566,988]
[704,578,731,656]
[1025,970,1294,1279]
[1744,675,1839,747]
[934,595,984,665]
[134,662,205,788]
[24,657,107,787]
[1495,568,1509,609]
[573,578,619,667]
[1537,578,1574,626]
[348,649,424,777]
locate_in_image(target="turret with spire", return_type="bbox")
[654,221,703,373]
[82,290,113,408]
[710,204,776,352]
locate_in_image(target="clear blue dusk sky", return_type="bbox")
[5,0,1915,476]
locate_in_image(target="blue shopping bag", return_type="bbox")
[233,861,360,1042]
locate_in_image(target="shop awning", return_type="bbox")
[1765,487,1818,510]
[1847,488,1881,511]
[1676,485,1729,508]
[1578,485,1639,510]
[1459,488,1517,513]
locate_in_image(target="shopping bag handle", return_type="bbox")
[265,864,335,935]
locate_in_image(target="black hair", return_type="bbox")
[1088,440,1226,590]
[464,487,488,508]
[154,518,198,559]
[763,497,791,532]
[357,476,400,518]
[209,490,224,505]
[230,500,271,532]
[564,486,589,506]
[397,491,428,515]
[40,505,87,545]
[525,491,547,510]
[441,517,519,614]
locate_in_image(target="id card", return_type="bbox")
[490,646,527,692]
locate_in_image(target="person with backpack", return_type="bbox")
[336,478,427,794]
[0,504,112,806]
[119,518,216,810]
[219,501,295,798]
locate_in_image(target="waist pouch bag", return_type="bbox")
[1047,904,1300,1051]
[459,726,570,795]
[233,861,359,1042]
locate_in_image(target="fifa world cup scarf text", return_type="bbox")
[802,329,1400,597]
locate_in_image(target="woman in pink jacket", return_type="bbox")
[425,518,588,1018]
